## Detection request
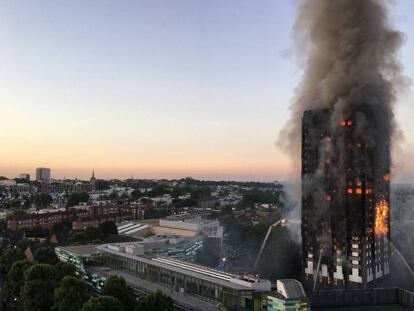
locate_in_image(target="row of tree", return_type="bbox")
[2,191,91,211]
[239,188,284,209]
[0,246,173,311]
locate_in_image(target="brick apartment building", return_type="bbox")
[7,204,144,231]
[7,211,69,231]
[72,213,133,230]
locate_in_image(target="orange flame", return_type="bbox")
[374,200,389,236]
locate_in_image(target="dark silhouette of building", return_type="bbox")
[90,169,96,192]
[301,108,390,290]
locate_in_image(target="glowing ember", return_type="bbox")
[374,200,389,236]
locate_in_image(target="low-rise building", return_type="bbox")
[6,204,144,231]
[7,211,69,231]
[18,173,30,181]
[117,222,205,262]
[140,235,203,261]
[141,216,223,256]
[0,179,16,187]
[267,280,310,311]
[55,243,272,311]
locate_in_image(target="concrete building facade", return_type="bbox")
[36,167,51,182]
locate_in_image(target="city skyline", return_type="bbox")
[1,0,414,182]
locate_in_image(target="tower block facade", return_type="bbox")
[301,108,390,290]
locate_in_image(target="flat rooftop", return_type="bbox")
[117,222,149,235]
[141,235,202,249]
[165,215,217,225]
[57,245,100,256]
[96,244,269,291]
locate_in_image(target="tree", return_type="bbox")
[26,225,49,238]
[69,232,87,245]
[8,209,28,219]
[190,187,211,200]
[81,296,123,311]
[173,197,196,208]
[222,205,233,215]
[95,180,112,191]
[21,264,60,311]
[34,247,59,265]
[5,259,33,299]
[15,178,30,184]
[101,276,135,311]
[51,220,72,236]
[67,192,90,207]
[130,189,141,200]
[0,247,25,276]
[56,261,77,281]
[171,185,192,198]
[84,227,104,240]
[53,276,90,311]
[148,185,170,197]
[15,239,33,251]
[69,227,104,244]
[34,193,53,207]
[136,290,173,311]
[240,189,282,208]
[139,197,151,205]
[99,221,118,237]
[143,208,169,219]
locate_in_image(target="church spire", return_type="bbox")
[90,169,96,192]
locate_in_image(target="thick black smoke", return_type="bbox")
[279,0,406,173]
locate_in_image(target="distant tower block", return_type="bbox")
[36,167,51,182]
[301,109,390,290]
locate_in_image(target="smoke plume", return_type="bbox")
[279,0,406,169]
[277,0,411,278]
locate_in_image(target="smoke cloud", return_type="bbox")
[279,0,407,170]
[277,0,411,281]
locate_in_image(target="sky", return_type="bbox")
[0,0,413,182]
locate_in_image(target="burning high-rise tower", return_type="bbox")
[278,0,406,290]
[301,108,391,289]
